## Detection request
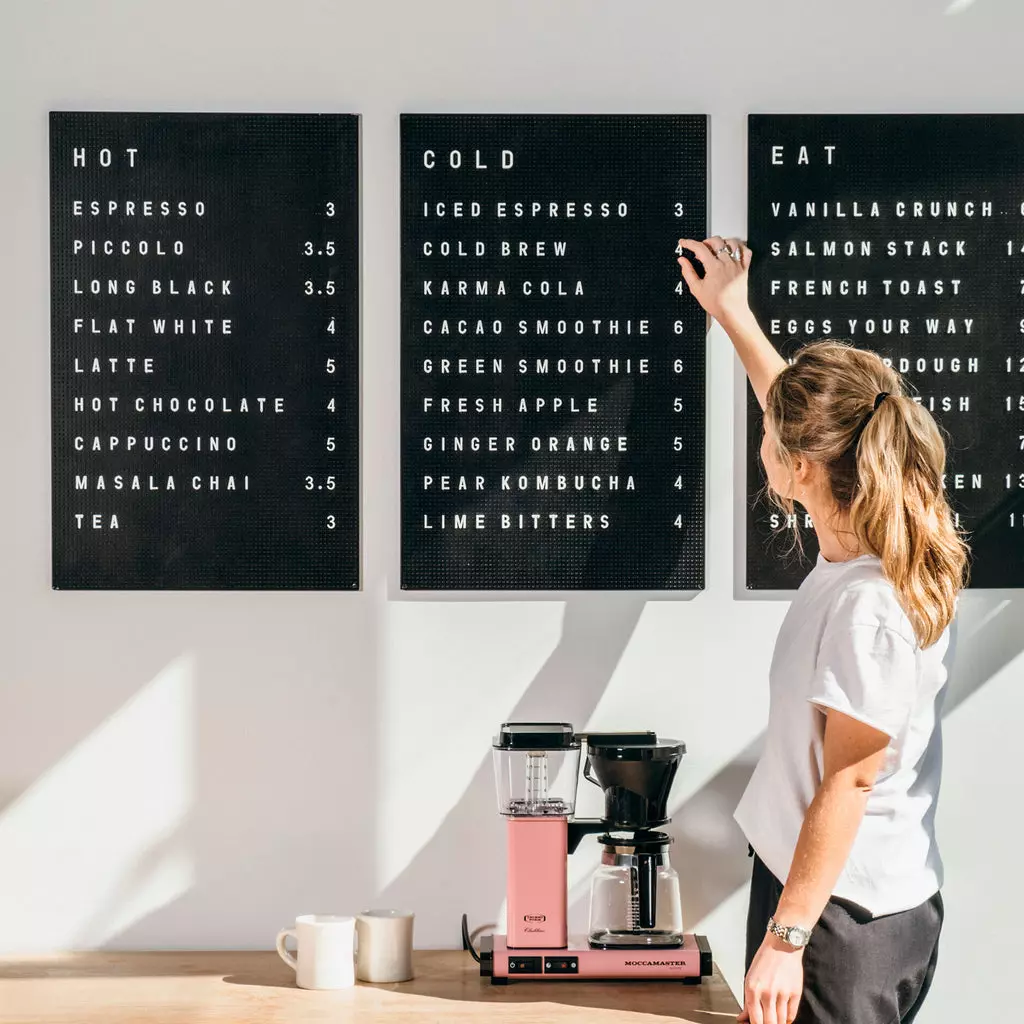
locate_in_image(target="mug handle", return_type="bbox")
[276,928,298,972]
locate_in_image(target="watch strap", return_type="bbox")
[766,916,811,948]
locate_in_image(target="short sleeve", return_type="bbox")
[808,592,919,739]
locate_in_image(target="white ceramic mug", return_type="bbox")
[355,909,415,983]
[276,914,356,990]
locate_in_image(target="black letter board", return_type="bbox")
[50,112,359,589]
[400,115,707,590]
[747,114,1024,590]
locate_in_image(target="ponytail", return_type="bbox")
[851,393,968,648]
[764,341,969,648]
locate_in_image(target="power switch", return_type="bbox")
[507,956,542,974]
[544,957,579,974]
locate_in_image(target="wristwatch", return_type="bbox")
[766,916,812,949]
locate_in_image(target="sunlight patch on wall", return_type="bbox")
[0,655,194,953]
[376,603,564,890]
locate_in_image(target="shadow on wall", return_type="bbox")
[664,741,762,928]
[3,588,1013,956]
[0,595,380,955]
[104,599,380,950]
[372,583,1020,953]
[0,600,195,954]
[373,594,652,942]
[572,590,1024,932]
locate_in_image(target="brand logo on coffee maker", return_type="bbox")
[523,914,547,923]
[624,960,686,968]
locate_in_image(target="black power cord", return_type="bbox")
[461,913,481,963]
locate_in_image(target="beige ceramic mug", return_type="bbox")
[355,909,415,983]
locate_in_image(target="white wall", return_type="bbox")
[2,1,1023,1018]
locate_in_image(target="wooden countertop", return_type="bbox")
[0,949,740,1023]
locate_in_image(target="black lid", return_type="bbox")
[587,734,686,760]
[494,722,579,750]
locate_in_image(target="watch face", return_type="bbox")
[788,926,810,947]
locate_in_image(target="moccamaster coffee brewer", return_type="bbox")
[476,722,712,984]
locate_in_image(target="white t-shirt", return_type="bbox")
[733,552,956,917]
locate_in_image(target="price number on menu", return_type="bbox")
[305,280,336,295]
[306,476,337,491]
[313,202,344,534]
[303,241,337,256]
[671,315,691,528]
[674,243,688,294]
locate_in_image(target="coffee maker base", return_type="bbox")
[480,933,712,984]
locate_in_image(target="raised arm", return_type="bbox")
[677,236,787,411]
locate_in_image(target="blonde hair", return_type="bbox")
[764,340,969,649]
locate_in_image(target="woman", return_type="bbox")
[678,236,968,1024]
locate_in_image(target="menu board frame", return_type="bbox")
[399,113,709,591]
[746,113,1024,590]
[50,111,361,590]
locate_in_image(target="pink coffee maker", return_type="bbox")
[476,722,712,984]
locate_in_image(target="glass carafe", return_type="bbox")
[588,832,683,948]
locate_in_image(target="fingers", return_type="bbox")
[785,994,800,1024]
[737,1011,750,1022]
[677,238,713,270]
[745,988,797,1024]
[726,236,752,269]
[775,993,789,1024]
[677,255,701,291]
[744,984,786,1024]
[710,235,737,264]
[744,986,765,1024]
[680,234,751,269]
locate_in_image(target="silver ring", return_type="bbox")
[713,245,729,255]
[730,248,743,262]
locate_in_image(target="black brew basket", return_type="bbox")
[583,734,686,829]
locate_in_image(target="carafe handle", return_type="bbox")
[637,853,657,930]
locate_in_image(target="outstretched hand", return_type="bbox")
[677,235,753,327]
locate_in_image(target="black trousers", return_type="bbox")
[745,852,943,1024]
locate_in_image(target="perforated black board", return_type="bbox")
[401,115,707,590]
[50,112,359,589]
[747,114,1024,590]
